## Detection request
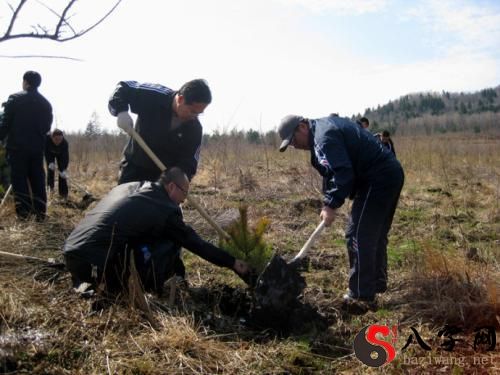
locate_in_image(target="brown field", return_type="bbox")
[1,133,499,374]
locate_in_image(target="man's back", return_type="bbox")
[312,116,394,179]
[1,89,53,152]
[64,181,181,268]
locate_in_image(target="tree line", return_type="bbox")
[361,86,500,135]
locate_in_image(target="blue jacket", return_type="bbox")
[309,115,396,209]
[108,81,202,179]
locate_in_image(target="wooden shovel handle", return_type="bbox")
[291,220,326,262]
[0,184,12,210]
[120,123,230,240]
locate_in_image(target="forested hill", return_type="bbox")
[361,85,500,135]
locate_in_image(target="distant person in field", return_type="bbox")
[0,111,10,196]
[357,117,370,129]
[0,143,9,196]
[63,167,250,295]
[0,71,53,221]
[45,129,69,199]
[108,79,211,184]
[277,113,404,312]
[378,130,396,157]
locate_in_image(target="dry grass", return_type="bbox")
[404,245,499,330]
[1,133,499,373]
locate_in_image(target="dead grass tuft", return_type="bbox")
[0,292,28,328]
[407,246,499,330]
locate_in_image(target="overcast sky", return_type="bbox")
[1,0,499,134]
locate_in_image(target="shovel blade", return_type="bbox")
[254,255,306,313]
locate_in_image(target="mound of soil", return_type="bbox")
[188,256,328,336]
[188,285,327,336]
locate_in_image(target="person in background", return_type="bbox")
[0,71,53,220]
[357,117,370,129]
[45,129,69,199]
[378,130,396,157]
[277,113,404,312]
[63,167,250,296]
[0,111,10,197]
[108,79,211,184]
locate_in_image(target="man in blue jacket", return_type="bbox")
[108,79,211,184]
[278,114,404,311]
[0,71,53,220]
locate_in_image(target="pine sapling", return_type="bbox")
[219,205,273,274]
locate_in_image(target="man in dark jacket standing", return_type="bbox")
[278,114,404,311]
[108,79,211,184]
[63,167,249,295]
[378,130,396,157]
[45,129,69,198]
[0,71,53,220]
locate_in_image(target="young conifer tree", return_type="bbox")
[220,205,272,274]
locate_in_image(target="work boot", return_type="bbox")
[342,290,377,314]
[375,285,387,294]
[73,282,95,298]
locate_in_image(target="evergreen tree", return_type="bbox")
[84,111,102,139]
[220,205,273,274]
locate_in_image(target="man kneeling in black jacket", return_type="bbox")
[63,167,249,295]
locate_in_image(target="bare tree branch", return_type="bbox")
[4,0,28,38]
[57,0,122,42]
[0,0,123,43]
[0,54,83,61]
[6,1,16,12]
[34,0,77,35]
[53,0,77,39]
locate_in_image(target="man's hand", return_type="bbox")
[233,259,249,275]
[117,111,133,132]
[320,206,337,227]
[48,162,55,171]
[59,170,68,179]
[232,260,257,286]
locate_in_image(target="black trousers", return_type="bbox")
[345,159,404,299]
[47,168,68,197]
[65,240,183,295]
[8,150,46,220]
[118,159,161,185]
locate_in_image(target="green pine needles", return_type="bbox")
[220,205,273,274]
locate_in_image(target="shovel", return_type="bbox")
[290,220,326,265]
[0,249,65,268]
[117,121,230,240]
[65,177,97,209]
[253,220,326,312]
[0,184,12,211]
[68,178,94,200]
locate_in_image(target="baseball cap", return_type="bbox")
[278,114,304,152]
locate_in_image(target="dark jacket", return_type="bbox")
[383,138,396,157]
[108,81,202,179]
[45,136,69,170]
[309,115,396,209]
[63,181,235,271]
[0,89,53,153]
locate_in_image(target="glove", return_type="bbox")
[117,111,133,132]
[48,162,55,171]
[59,170,68,179]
